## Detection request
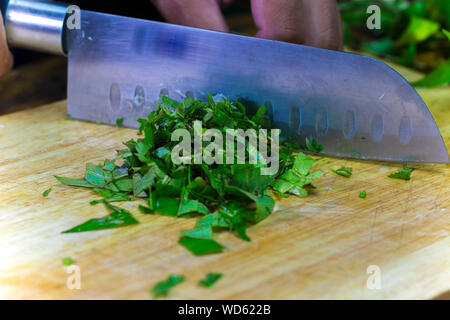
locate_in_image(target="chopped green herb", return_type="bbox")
[272,153,324,197]
[199,273,223,288]
[62,257,74,266]
[56,95,324,255]
[305,138,323,153]
[55,176,95,188]
[151,274,185,298]
[116,118,124,127]
[330,166,353,178]
[62,202,138,233]
[42,187,52,197]
[443,29,450,41]
[359,190,367,199]
[179,237,224,256]
[388,166,415,180]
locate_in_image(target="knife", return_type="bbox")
[1,0,448,163]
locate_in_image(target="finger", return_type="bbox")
[0,13,13,77]
[296,0,343,50]
[152,0,229,32]
[251,0,342,50]
[251,0,303,44]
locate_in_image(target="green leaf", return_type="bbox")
[396,16,440,46]
[361,38,394,55]
[113,177,133,192]
[305,138,323,153]
[155,197,179,216]
[151,274,185,298]
[90,190,133,205]
[62,257,74,266]
[116,118,124,127]
[443,29,450,41]
[133,163,166,196]
[411,60,450,88]
[359,190,367,199]
[397,43,416,67]
[251,105,266,124]
[54,176,95,188]
[85,164,111,187]
[178,237,224,256]
[178,197,210,216]
[138,205,154,214]
[330,167,353,178]
[42,187,52,197]
[161,96,182,109]
[272,153,324,197]
[62,202,138,233]
[181,223,213,239]
[231,165,274,195]
[198,273,223,288]
[388,166,415,180]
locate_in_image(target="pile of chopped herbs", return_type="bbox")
[55,95,324,255]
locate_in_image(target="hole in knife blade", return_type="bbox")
[315,107,328,136]
[264,101,274,122]
[289,106,301,133]
[398,116,412,145]
[370,113,384,142]
[109,83,121,112]
[120,99,134,114]
[186,91,195,99]
[160,88,169,97]
[134,86,145,108]
[343,110,356,139]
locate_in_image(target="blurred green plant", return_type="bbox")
[340,0,450,87]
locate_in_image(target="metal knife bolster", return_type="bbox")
[1,0,69,55]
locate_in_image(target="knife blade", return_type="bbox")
[3,0,449,163]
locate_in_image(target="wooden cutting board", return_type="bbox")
[0,66,449,300]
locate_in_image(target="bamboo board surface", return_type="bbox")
[0,66,449,300]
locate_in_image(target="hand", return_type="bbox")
[0,13,13,77]
[151,0,343,50]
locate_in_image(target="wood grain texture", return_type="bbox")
[0,68,448,300]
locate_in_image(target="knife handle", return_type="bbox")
[1,0,69,55]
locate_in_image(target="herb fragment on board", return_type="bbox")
[330,166,353,178]
[305,138,323,153]
[198,273,223,288]
[116,118,124,127]
[62,257,74,266]
[42,187,52,197]
[151,274,185,298]
[359,190,367,199]
[272,153,324,197]
[388,166,415,180]
[62,202,138,233]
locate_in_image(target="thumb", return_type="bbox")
[0,12,13,77]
